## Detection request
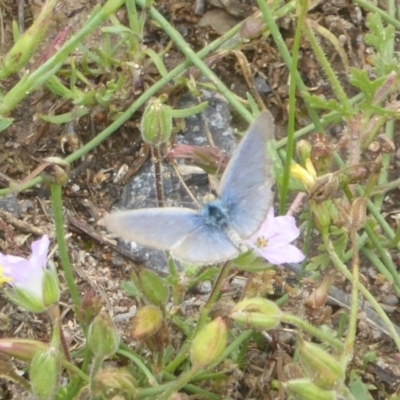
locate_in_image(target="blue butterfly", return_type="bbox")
[100,111,275,265]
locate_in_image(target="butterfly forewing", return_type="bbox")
[100,208,202,249]
[218,111,275,238]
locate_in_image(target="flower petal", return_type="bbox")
[256,244,305,265]
[29,235,50,270]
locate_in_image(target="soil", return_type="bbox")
[1,0,400,399]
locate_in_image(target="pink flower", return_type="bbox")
[249,208,305,265]
[0,235,59,312]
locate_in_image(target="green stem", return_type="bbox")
[303,23,351,114]
[257,0,324,133]
[342,229,359,368]
[50,185,81,309]
[162,371,219,399]
[374,0,396,210]
[364,222,400,292]
[279,0,306,213]
[135,0,252,122]
[282,314,343,350]
[326,238,400,352]
[197,261,233,332]
[158,368,199,400]
[89,355,104,393]
[118,348,157,386]
[353,0,400,30]
[0,0,125,116]
[0,11,252,197]
[166,261,233,374]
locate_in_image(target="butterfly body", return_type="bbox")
[100,111,275,265]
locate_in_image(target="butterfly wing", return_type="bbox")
[99,208,202,250]
[172,223,239,265]
[100,208,238,264]
[218,111,275,238]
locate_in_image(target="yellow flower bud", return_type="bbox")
[190,317,227,368]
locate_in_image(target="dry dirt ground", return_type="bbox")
[1,0,400,399]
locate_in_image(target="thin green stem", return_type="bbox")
[50,185,81,309]
[279,0,306,214]
[282,314,344,351]
[257,0,324,133]
[158,368,199,400]
[342,229,359,368]
[364,223,400,292]
[303,23,351,114]
[353,0,400,30]
[0,12,252,197]
[361,247,400,297]
[0,0,125,116]
[118,348,158,386]
[162,371,219,400]
[374,0,396,210]
[166,261,233,374]
[197,261,233,332]
[135,0,252,122]
[326,238,400,352]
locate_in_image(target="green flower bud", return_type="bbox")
[93,367,137,399]
[285,378,336,400]
[130,305,163,340]
[296,140,312,166]
[88,312,120,359]
[311,200,332,237]
[0,339,48,362]
[299,341,344,390]
[42,264,60,308]
[141,97,172,145]
[230,297,282,330]
[30,347,60,400]
[190,317,227,368]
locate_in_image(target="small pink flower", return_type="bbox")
[0,235,58,312]
[248,208,305,265]
[1,235,49,298]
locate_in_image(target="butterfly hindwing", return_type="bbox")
[172,223,239,265]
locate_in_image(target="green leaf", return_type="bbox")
[139,269,169,306]
[349,370,375,400]
[0,117,13,133]
[365,13,395,57]
[307,252,330,272]
[364,13,396,74]
[38,107,89,124]
[304,94,349,114]
[120,280,141,302]
[349,69,386,104]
